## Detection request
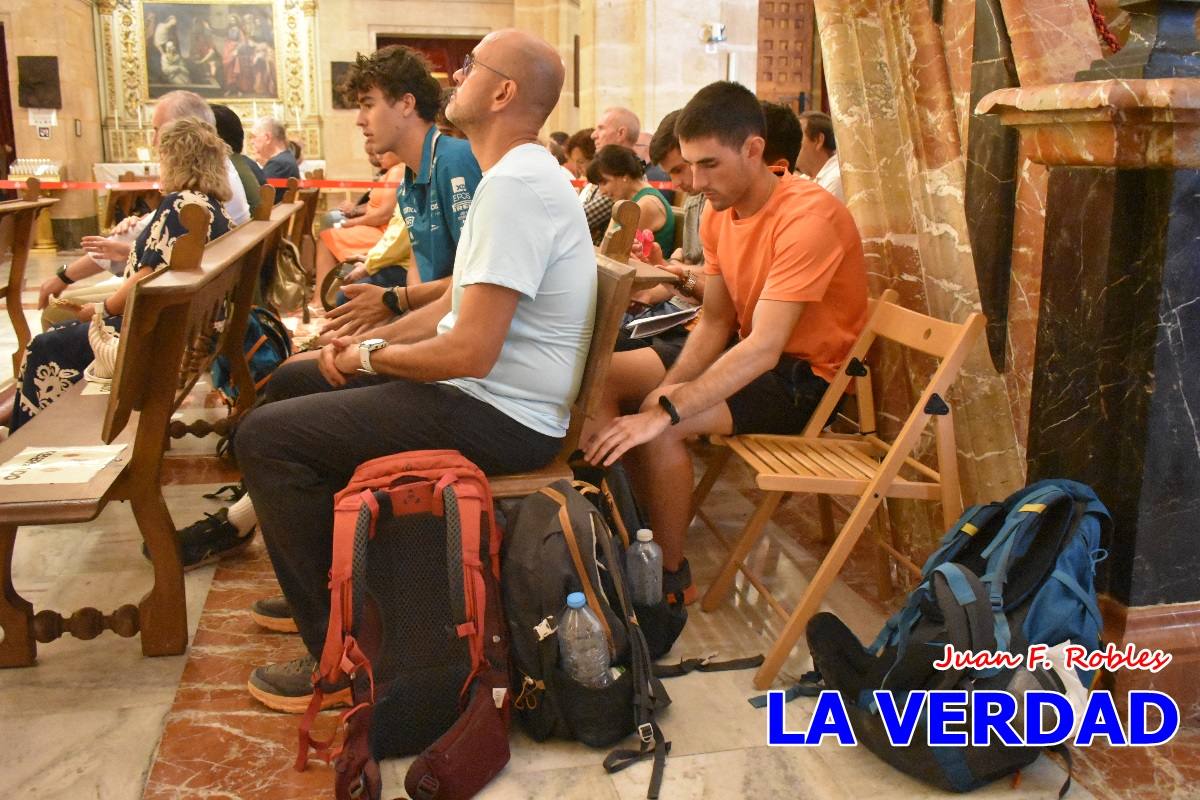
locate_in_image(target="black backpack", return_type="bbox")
[570,459,687,659]
[502,480,671,798]
[804,480,1111,796]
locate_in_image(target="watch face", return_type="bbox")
[361,338,388,351]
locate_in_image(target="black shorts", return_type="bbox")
[651,339,832,435]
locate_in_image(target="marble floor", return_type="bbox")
[0,250,1187,799]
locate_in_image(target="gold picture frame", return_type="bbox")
[96,0,320,161]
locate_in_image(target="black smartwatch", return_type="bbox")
[56,265,76,285]
[658,394,681,425]
[381,286,405,316]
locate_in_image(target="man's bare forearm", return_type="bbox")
[665,337,779,420]
[363,283,451,344]
[662,315,731,386]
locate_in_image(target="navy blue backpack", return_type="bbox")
[806,479,1111,795]
[211,306,292,405]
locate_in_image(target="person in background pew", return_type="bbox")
[212,104,267,217]
[583,81,869,604]
[234,29,595,712]
[318,139,380,233]
[588,144,676,256]
[762,100,803,175]
[313,145,406,302]
[250,117,300,180]
[34,92,250,332]
[565,127,595,184]
[165,46,486,571]
[11,118,234,431]
[582,107,641,243]
[797,111,843,201]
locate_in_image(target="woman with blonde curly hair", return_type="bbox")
[12,116,235,430]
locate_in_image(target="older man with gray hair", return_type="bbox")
[578,106,643,244]
[251,117,301,181]
[37,89,249,327]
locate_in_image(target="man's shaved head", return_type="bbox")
[479,29,564,124]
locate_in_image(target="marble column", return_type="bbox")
[992,0,1104,455]
[980,72,1200,717]
[812,0,1025,558]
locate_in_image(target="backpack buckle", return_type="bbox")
[534,616,557,641]
[638,722,654,743]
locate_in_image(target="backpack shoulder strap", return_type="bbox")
[297,488,380,770]
[540,485,614,653]
[592,513,670,799]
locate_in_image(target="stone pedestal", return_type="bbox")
[979,75,1200,717]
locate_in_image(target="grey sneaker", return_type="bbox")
[250,595,298,633]
[247,654,352,714]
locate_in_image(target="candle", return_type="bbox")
[114,99,120,129]
[138,106,144,129]
[253,100,259,120]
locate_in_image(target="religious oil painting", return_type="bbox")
[143,2,280,99]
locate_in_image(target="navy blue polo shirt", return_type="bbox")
[398,126,482,283]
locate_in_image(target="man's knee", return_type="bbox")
[262,354,325,403]
[233,401,289,470]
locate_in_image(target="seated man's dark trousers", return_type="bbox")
[234,357,562,659]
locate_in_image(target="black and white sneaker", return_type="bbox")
[141,507,254,570]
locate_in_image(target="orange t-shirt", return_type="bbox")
[700,173,868,382]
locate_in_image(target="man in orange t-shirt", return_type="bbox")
[585,81,868,596]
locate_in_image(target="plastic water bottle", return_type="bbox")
[558,592,613,689]
[625,529,663,606]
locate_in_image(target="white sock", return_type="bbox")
[227,494,258,534]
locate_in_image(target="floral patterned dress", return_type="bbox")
[11,191,232,431]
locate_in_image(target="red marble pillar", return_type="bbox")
[813,0,1024,560]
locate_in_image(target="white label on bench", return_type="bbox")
[0,445,127,484]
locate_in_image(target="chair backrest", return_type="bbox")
[295,187,320,241]
[599,199,641,263]
[102,204,294,445]
[798,288,984,517]
[560,255,635,452]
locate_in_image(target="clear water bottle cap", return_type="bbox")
[566,592,586,608]
[636,528,653,542]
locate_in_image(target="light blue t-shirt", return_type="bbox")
[439,144,597,438]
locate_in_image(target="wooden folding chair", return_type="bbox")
[695,289,985,689]
[488,255,634,499]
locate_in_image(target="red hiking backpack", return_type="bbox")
[296,450,511,800]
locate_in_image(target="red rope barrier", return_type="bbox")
[1087,0,1123,53]
[0,177,677,193]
